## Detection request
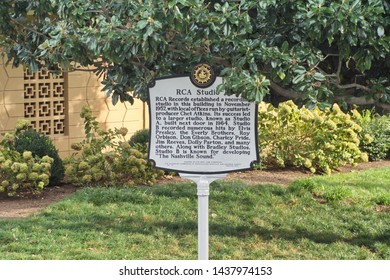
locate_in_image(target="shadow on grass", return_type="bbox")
[6,183,385,258]
[33,209,390,255]
[210,222,390,252]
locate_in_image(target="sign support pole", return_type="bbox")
[180,173,226,260]
[197,176,209,260]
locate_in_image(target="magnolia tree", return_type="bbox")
[0,0,389,110]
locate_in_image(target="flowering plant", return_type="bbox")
[64,106,163,186]
[258,101,368,174]
[0,120,53,196]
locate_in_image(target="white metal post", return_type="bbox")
[179,173,226,260]
[197,177,209,260]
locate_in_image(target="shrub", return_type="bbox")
[128,128,150,154]
[14,129,64,186]
[351,109,390,161]
[64,106,163,186]
[258,101,368,174]
[129,129,150,147]
[110,142,164,185]
[0,125,53,196]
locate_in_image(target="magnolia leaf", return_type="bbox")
[305,100,316,110]
[281,41,289,52]
[137,20,148,30]
[112,93,119,106]
[377,26,385,37]
[292,74,305,84]
[277,71,286,80]
[313,72,326,81]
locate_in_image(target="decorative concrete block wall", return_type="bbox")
[0,59,146,158]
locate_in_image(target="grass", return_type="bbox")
[0,167,389,260]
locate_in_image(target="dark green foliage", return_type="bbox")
[1,0,389,109]
[362,116,390,161]
[352,110,390,161]
[129,129,150,147]
[14,129,64,186]
[128,129,150,154]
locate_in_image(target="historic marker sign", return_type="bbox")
[148,68,259,259]
[148,75,258,174]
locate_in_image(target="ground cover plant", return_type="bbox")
[0,167,389,260]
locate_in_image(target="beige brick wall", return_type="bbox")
[0,59,147,158]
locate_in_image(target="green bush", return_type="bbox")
[14,129,64,186]
[351,109,390,161]
[258,101,368,174]
[0,149,53,196]
[64,106,163,186]
[128,128,150,154]
[129,129,149,147]
[0,124,53,196]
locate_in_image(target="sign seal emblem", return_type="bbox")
[190,63,216,88]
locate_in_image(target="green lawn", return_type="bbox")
[0,167,389,260]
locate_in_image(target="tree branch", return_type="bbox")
[269,80,300,99]
[213,56,231,67]
[376,103,390,110]
[336,55,342,85]
[10,18,49,40]
[335,95,390,110]
[332,55,372,93]
[336,83,371,92]
[334,95,375,105]
[313,53,339,72]
[63,68,99,72]
[270,79,390,110]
